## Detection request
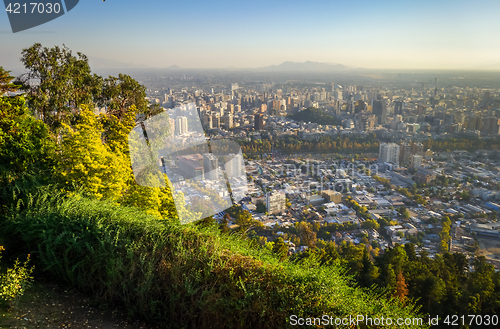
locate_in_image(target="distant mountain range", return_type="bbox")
[87,57,153,70]
[85,58,359,71]
[474,62,500,71]
[256,61,355,72]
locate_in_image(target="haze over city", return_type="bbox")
[2,0,500,72]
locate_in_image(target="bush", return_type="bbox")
[0,189,427,328]
[0,246,34,308]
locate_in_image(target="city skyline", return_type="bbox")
[2,0,500,71]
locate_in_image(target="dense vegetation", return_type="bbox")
[423,136,500,152]
[272,215,500,321]
[1,190,427,328]
[240,135,379,154]
[0,45,427,328]
[288,107,339,125]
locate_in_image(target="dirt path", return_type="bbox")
[0,280,157,329]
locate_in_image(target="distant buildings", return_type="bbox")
[177,154,204,180]
[175,116,188,135]
[266,191,286,214]
[203,153,219,180]
[322,190,342,204]
[379,142,400,166]
[410,154,423,169]
[255,113,264,130]
[225,153,243,178]
[400,142,411,166]
[415,168,436,184]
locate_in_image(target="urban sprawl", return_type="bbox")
[140,73,500,270]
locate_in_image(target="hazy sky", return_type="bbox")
[2,0,500,71]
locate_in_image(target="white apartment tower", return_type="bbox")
[379,142,400,166]
[266,191,286,215]
[175,116,188,135]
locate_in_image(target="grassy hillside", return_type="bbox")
[0,189,428,328]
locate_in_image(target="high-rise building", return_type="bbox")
[202,112,213,129]
[372,100,387,124]
[255,113,264,130]
[400,142,411,166]
[203,153,219,180]
[481,117,500,135]
[176,154,204,180]
[417,105,426,116]
[379,142,400,166]
[212,113,221,129]
[225,153,243,178]
[410,155,422,169]
[175,116,188,135]
[394,101,403,115]
[414,143,424,156]
[266,191,286,214]
[222,113,233,129]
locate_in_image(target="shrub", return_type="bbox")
[0,189,428,328]
[0,246,34,308]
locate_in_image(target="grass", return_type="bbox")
[0,188,429,328]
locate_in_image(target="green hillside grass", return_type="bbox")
[0,188,428,328]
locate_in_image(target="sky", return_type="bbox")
[2,0,500,71]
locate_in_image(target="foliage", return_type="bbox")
[0,95,56,210]
[240,135,379,154]
[0,246,34,308]
[98,74,149,120]
[58,106,131,201]
[0,190,427,328]
[256,203,266,213]
[288,107,339,125]
[19,43,102,131]
[0,67,20,94]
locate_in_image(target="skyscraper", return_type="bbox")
[394,101,403,115]
[203,153,219,180]
[175,116,188,135]
[400,142,411,166]
[266,191,286,214]
[255,113,264,130]
[379,142,400,166]
[225,153,243,178]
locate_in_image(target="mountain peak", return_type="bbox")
[257,61,350,72]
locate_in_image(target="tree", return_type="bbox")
[57,106,130,201]
[394,271,409,301]
[296,221,317,248]
[361,248,379,287]
[361,219,380,230]
[0,66,19,94]
[19,43,102,131]
[399,206,410,220]
[99,74,148,120]
[0,95,56,207]
[0,95,55,177]
[272,237,289,261]
[256,203,266,213]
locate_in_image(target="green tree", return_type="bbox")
[19,43,102,131]
[99,74,148,120]
[0,66,19,94]
[256,203,267,213]
[296,221,317,248]
[57,106,130,201]
[0,95,56,207]
[272,237,289,261]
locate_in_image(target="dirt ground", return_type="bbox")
[0,281,157,329]
[477,238,500,268]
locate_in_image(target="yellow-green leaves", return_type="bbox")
[58,106,130,201]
